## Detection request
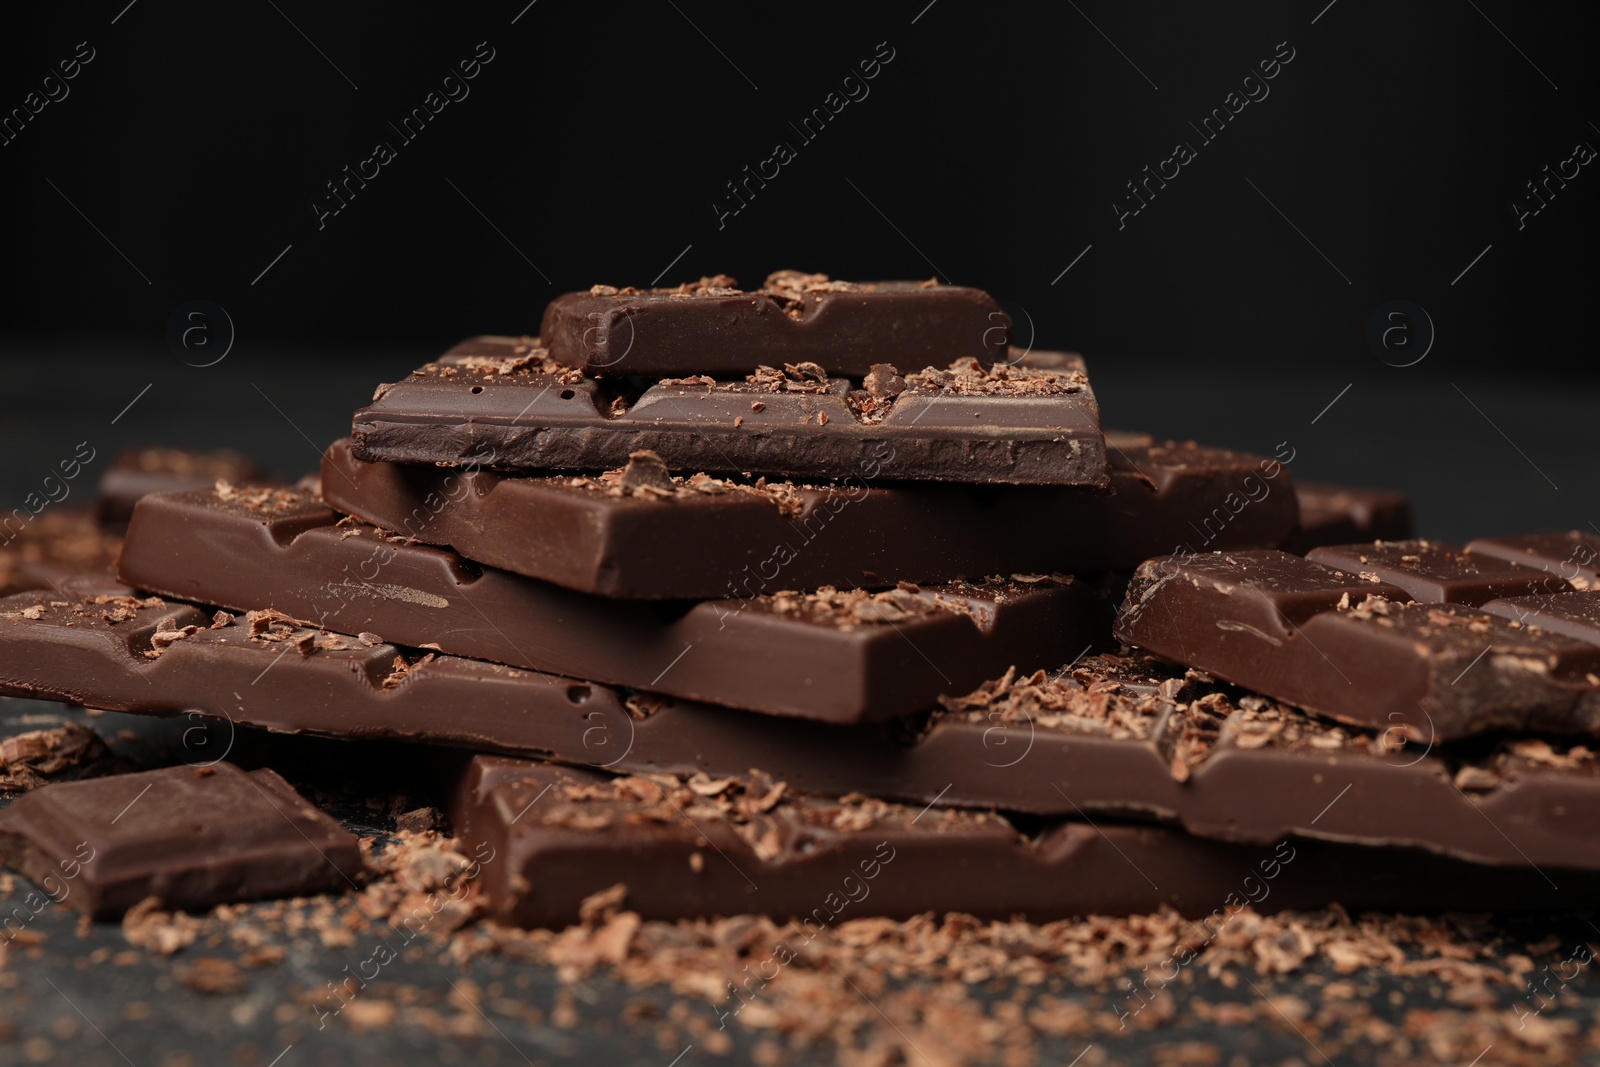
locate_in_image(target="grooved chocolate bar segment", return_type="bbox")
[96,447,264,528]
[0,762,362,918]
[1115,550,1600,740]
[1482,590,1600,645]
[453,759,1592,928]
[350,351,1107,486]
[539,272,1008,376]
[320,436,1296,597]
[1281,483,1412,553]
[1466,532,1600,588]
[1306,540,1563,605]
[114,487,1104,722]
[10,596,1600,872]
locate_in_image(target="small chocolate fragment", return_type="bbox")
[96,447,265,529]
[615,449,673,493]
[115,487,1107,722]
[1281,483,1413,553]
[539,272,1008,376]
[351,346,1107,486]
[0,762,362,918]
[1115,549,1600,740]
[452,758,1596,928]
[319,436,1296,597]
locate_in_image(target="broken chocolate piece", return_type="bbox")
[452,758,1595,928]
[96,447,266,529]
[1306,539,1562,604]
[0,762,362,918]
[351,348,1107,486]
[1114,549,1600,740]
[1466,531,1600,589]
[539,272,1007,376]
[1281,483,1413,553]
[319,436,1295,597]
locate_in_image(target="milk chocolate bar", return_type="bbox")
[114,486,1106,722]
[320,435,1296,597]
[350,345,1107,486]
[1114,545,1600,740]
[1281,482,1412,553]
[7,593,1597,871]
[452,758,1594,928]
[96,447,265,528]
[0,762,362,918]
[540,272,1008,376]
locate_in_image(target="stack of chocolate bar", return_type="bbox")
[20,270,1587,932]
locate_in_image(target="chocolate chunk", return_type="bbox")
[1306,539,1562,604]
[96,447,266,529]
[863,363,906,398]
[1281,483,1413,553]
[1114,550,1600,740]
[320,436,1296,597]
[113,487,1107,722]
[615,449,673,493]
[539,272,1007,376]
[451,758,1594,927]
[350,346,1107,486]
[0,762,362,918]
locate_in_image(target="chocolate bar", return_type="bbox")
[1114,546,1600,740]
[452,758,1593,928]
[96,446,264,528]
[1281,482,1412,553]
[539,272,1008,376]
[0,507,122,596]
[114,486,1105,722]
[8,593,1597,871]
[0,762,362,918]
[350,344,1108,486]
[319,435,1296,597]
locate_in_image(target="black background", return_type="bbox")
[1,0,1596,536]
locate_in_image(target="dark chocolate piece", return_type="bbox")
[96,447,265,529]
[8,595,1599,871]
[1114,550,1600,740]
[319,436,1296,597]
[0,507,122,596]
[1281,483,1413,553]
[1306,539,1563,604]
[0,762,362,918]
[453,758,1594,928]
[350,348,1107,486]
[540,272,1008,376]
[114,486,1106,722]
[1466,531,1600,588]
